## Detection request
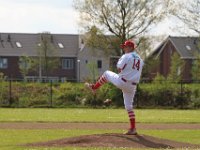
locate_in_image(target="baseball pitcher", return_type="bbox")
[85,40,144,135]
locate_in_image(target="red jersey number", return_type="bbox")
[132,59,140,71]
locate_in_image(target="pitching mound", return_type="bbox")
[25,133,200,149]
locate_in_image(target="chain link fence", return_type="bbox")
[0,79,200,108]
[0,79,54,107]
[134,80,200,108]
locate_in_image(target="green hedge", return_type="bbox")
[137,82,200,108]
[0,81,200,108]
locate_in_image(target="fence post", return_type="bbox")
[9,78,12,106]
[180,80,183,99]
[50,80,53,107]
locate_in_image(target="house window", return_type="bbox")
[97,60,102,69]
[62,58,74,69]
[16,42,22,48]
[0,58,8,69]
[58,43,64,48]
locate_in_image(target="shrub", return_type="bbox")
[82,83,123,107]
[103,84,123,107]
[134,85,154,107]
[54,82,84,107]
[138,82,192,108]
[174,88,192,108]
[190,88,200,108]
[15,82,50,107]
[191,98,200,108]
[0,80,199,108]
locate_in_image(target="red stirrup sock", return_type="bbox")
[92,75,107,90]
[128,110,136,129]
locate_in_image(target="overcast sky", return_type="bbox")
[0,0,197,36]
[0,0,79,34]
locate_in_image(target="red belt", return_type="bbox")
[121,78,137,85]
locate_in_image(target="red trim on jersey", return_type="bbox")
[122,64,127,70]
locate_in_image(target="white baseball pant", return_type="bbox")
[102,70,136,111]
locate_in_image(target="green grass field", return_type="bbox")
[1,108,200,150]
[1,108,200,123]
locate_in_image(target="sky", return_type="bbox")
[0,0,197,36]
[0,0,79,34]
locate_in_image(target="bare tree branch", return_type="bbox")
[174,0,200,35]
[74,0,172,55]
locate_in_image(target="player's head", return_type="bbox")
[120,40,136,53]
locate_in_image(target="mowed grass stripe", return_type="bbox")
[0,108,200,123]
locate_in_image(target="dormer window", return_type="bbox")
[58,43,64,48]
[16,42,22,48]
[186,45,191,51]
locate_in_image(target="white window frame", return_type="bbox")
[62,58,74,69]
[0,58,8,69]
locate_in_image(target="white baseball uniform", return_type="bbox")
[103,51,144,111]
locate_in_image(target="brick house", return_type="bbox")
[148,36,200,81]
[0,33,113,82]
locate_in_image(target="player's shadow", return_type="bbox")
[135,134,174,148]
[107,134,174,149]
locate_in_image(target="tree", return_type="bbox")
[32,32,60,81]
[74,0,173,55]
[136,36,152,60]
[167,52,185,82]
[82,25,124,56]
[83,26,112,55]
[142,57,160,80]
[19,55,33,80]
[192,52,200,81]
[87,61,99,82]
[175,0,200,34]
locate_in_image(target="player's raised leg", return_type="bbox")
[92,75,107,89]
[85,70,121,93]
[85,74,107,93]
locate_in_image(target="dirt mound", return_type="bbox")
[25,133,200,148]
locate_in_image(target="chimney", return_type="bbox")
[0,34,4,48]
[51,35,54,43]
[0,34,4,42]
[7,34,11,42]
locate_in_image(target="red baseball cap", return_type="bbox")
[120,40,135,49]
